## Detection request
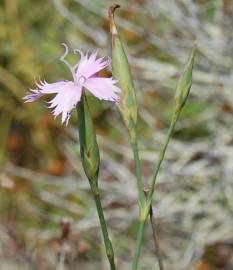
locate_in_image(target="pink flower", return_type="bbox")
[23,44,121,124]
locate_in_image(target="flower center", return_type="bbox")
[78,76,86,85]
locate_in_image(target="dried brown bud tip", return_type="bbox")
[108,4,120,34]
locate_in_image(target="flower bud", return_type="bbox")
[109,5,137,142]
[175,47,196,112]
[77,94,100,182]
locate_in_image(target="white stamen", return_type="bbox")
[78,76,86,84]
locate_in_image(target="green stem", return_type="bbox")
[131,220,146,270]
[131,111,180,270]
[89,180,116,270]
[131,140,146,208]
[149,202,164,270]
[147,111,180,204]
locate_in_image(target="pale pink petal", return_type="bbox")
[83,77,121,102]
[76,51,111,80]
[48,83,82,124]
[23,90,44,102]
[35,80,71,94]
[23,80,73,103]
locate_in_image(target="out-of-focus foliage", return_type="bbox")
[0,0,233,269]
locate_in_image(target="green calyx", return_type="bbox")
[77,94,100,182]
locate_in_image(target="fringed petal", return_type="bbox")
[83,77,121,102]
[48,83,82,124]
[34,80,71,94]
[23,80,73,103]
[76,51,111,79]
[23,89,44,102]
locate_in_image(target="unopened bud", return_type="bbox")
[175,47,196,112]
[109,5,138,142]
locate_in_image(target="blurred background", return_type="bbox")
[0,0,233,269]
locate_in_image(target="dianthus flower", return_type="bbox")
[23,44,121,124]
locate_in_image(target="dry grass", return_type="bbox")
[0,0,233,269]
